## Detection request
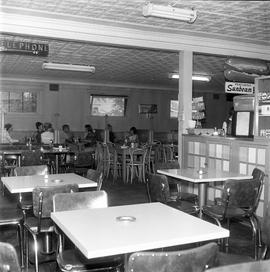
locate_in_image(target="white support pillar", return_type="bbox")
[178,51,193,167]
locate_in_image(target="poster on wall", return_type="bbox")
[225,82,254,94]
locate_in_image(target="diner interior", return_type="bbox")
[0,0,270,271]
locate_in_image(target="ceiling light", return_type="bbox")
[42,62,95,73]
[169,73,211,82]
[143,3,197,23]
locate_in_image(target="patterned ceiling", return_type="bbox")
[0,0,269,90]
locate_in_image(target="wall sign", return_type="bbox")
[138,104,157,114]
[225,82,254,94]
[0,39,49,56]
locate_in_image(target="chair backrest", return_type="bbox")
[32,184,79,218]
[53,190,108,212]
[262,201,270,252]
[154,161,180,173]
[0,242,21,272]
[127,242,219,272]
[86,169,103,190]
[74,151,94,166]
[20,150,43,166]
[221,168,265,213]
[162,144,175,162]
[129,148,148,165]
[14,165,49,176]
[147,173,170,203]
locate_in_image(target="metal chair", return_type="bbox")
[126,242,219,272]
[202,168,265,257]
[146,173,199,215]
[24,184,79,272]
[0,210,24,268]
[154,161,198,204]
[53,190,123,272]
[14,165,49,219]
[20,150,43,166]
[126,148,148,183]
[73,151,95,176]
[0,242,21,272]
[86,169,104,191]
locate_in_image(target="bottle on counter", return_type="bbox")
[222,122,227,135]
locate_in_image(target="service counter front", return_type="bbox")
[182,134,270,218]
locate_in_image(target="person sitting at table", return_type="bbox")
[62,124,74,144]
[32,121,43,144]
[107,124,115,143]
[41,122,54,144]
[83,124,97,148]
[126,126,139,147]
[0,123,19,144]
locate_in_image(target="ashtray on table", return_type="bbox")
[51,179,63,183]
[116,216,136,222]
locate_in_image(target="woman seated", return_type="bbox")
[126,126,139,147]
[62,124,74,144]
[0,123,19,144]
[32,121,43,144]
[83,124,97,148]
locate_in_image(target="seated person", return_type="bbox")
[62,124,74,144]
[83,124,97,147]
[0,123,19,144]
[41,122,54,144]
[126,126,139,147]
[32,121,43,144]
[107,124,115,143]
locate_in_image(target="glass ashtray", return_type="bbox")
[51,179,63,183]
[116,216,136,222]
[197,169,207,175]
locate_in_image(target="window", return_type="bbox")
[90,95,127,116]
[170,100,179,118]
[0,91,37,113]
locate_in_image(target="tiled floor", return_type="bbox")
[0,177,259,271]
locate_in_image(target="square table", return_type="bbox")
[51,202,229,260]
[1,173,97,194]
[157,168,253,212]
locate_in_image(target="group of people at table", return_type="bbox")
[1,121,140,148]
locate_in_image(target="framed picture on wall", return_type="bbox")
[138,104,157,114]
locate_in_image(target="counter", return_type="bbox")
[181,134,269,218]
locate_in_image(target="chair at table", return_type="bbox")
[202,168,265,257]
[162,144,177,163]
[1,153,20,176]
[0,242,21,272]
[0,210,24,268]
[126,147,148,183]
[72,151,95,176]
[207,259,270,272]
[14,165,49,219]
[24,184,79,272]
[86,169,104,191]
[20,150,43,166]
[154,161,198,204]
[126,242,219,272]
[146,173,199,215]
[53,190,123,272]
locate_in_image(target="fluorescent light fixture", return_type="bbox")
[169,73,211,82]
[143,3,197,23]
[42,62,95,73]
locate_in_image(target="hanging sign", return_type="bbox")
[0,39,49,56]
[225,82,254,94]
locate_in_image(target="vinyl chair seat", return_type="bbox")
[177,192,198,203]
[217,251,254,266]
[24,217,54,233]
[0,208,23,225]
[57,249,123,272]
[203,205,246,220]
[0,242,21,272]
[167,199,199,215]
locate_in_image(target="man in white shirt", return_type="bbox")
[0,123,19,144]
[41,122,54,144]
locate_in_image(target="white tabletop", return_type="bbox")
[1,173,97,193]
[157,168,252,183]
[51,202,229,259]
